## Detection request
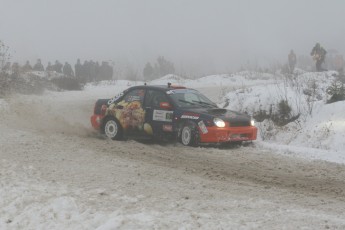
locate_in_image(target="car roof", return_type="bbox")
[127,84,187,92]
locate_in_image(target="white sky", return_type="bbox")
[1,0,344,74]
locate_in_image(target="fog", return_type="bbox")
[1,0,345,76]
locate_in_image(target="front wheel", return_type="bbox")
[103,117,123,140]
[180,121,200,146]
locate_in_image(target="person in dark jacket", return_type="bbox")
[46,62,53,71]
[33,59,44,71]
[53,60,63,73]
[63,62,74,77]
[22,60,33,72]
[311,43,327,71]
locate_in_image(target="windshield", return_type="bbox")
[168,89,218,108]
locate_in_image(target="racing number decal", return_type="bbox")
[153,110,173,122]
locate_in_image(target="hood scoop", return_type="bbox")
[209,108,227,114]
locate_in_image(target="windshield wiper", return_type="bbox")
[178,99,196,105]
[192,100,217,108]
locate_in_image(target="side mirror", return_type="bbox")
[160,102,173,110]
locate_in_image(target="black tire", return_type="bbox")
[180,121,200,147]
[103,117,123,140]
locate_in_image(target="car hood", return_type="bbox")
[185,108,251,125]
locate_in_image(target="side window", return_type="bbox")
[145,90,169,108]
[144,89,154,107]
[123,89,145,104]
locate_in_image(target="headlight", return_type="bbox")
[214,118,225,127]
[250,119,255,126]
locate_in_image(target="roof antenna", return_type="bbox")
[168,82,171,88]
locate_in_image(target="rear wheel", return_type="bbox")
[103,117,123,140]
[180,121,200,146]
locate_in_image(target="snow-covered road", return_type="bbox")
[1,83,345,229]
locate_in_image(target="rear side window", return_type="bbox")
[144,89,170,108]
[123,89,145,104]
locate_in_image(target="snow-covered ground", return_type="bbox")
[1,70,345,229]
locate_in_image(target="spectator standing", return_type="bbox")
[310,43,327,71]
[33,59,44,71]
[46,62,53,71]
[63,62,74,77]
[22,60,33,72]
[53,60,63,73]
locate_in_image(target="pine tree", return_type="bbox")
[143,62,154,81]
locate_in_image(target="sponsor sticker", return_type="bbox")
[181,115,199,119]
[153,110,173,122]
[181,112,200,120]
[198,121,208,134]
[127,95,141,102]
[108,92,124,105]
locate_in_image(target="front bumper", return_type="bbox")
[199,126,257,143]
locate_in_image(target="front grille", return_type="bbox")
[229,121,250,127]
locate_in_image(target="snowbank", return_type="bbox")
[223,71,345,156]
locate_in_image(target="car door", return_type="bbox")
[143,89,174,138]
[115,88,146,137]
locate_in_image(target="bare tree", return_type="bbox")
[0,40,11,70]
